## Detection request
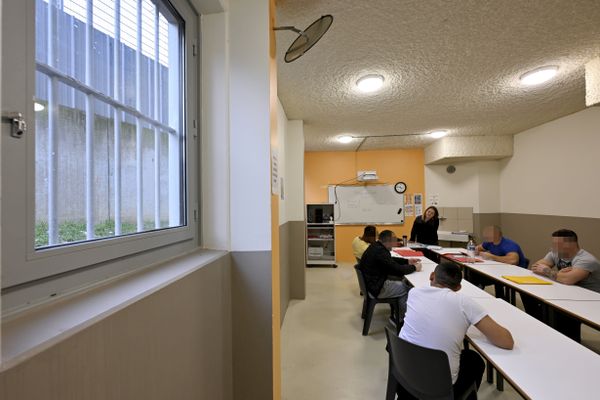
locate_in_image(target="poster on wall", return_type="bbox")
[405,193,414,217]
[414,193,423,216]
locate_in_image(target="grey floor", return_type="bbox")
[281,262,600,400]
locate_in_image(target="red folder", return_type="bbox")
[394,249,424,257]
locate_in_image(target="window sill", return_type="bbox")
[0,248,228,372]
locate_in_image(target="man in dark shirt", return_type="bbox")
[359,230,421,312]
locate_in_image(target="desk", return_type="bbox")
[401,261,494,299]
[467,297,600,400]
[546,299,600,331]
[394,247,600,398]
[465,262,600,301]
[434,248,600,335]
[392,248,492,299]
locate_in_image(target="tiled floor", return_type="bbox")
[281,262,600,400]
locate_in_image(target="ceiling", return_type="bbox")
[275,0,600,151]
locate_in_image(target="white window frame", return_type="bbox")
[1,0,199,305]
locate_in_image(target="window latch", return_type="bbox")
[2,112,27,138]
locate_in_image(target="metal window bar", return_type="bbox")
[70,14,76,107]
[47,0,59,245]
[85,0,95,240]
[114,0,122,236]
[153,4,161,229]
[136,0,144,232]
[36,63,176,135]
[167,21,181,227]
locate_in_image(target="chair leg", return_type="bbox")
[385,370,398,400]
[496,370,504,391]
[486,360,494,384]
[391,301,401,333]
[362,300,376,336]
[361,298,367,319]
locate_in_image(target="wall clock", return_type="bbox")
[394,181,407,194]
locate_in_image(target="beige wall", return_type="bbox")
[497,106,600,260]
[425,107,600,257]
[425,160,501,214]
[499,107,600,218]
[0,255,233,400]
[501,213,600,265]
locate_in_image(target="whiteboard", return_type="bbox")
[328,185,405,225]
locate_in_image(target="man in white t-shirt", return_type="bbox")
[399,262,514,398]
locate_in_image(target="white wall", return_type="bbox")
[276,99,304,226]
[499,107,600,218]
[478,161,500,213]
[201,0,273,252]
[425,160,501,213]
[277,99,288,225]
[284,120,304,222]
[228,0,271,252]
[201,12,230,250]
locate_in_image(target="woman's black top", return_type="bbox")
[409,215,439,245]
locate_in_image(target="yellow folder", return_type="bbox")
[501,275,552,285]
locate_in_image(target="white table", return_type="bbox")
[429,247,469,255]
[546,299,600,331]
[465,262,600,301]
[401,260,494,299]
[394,247,600,398]
[467,297,600,400]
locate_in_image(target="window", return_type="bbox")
[1,0,198,300]
[35,0,183,248]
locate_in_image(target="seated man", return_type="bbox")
[399,262,514,399]
[359,230,421,316]
[352,225,377,261]
[524,229,600,342]
[476,225,528,267]
[471,225,528,298]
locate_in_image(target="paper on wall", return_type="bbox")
[414,193,423,216]
[271,150,279,195]
[405,193,414,216]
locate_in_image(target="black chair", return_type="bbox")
[354,265,401,336]
[384,327,477,400]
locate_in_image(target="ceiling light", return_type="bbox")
[429,130,448,139]
[337,135,354,143]
[519,66,559,86]
[34,102,45,112]
[356,74,384,93]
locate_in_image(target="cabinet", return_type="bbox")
[306,204,336,267]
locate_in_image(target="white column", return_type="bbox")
[228,0,272,251]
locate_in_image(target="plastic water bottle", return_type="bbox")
[467,239,476,258]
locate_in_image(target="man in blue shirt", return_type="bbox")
[470,226,528,298]
[476,226,528,268]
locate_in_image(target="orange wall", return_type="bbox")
[305,149,425,263]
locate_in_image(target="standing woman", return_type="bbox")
[409,206,440,245]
